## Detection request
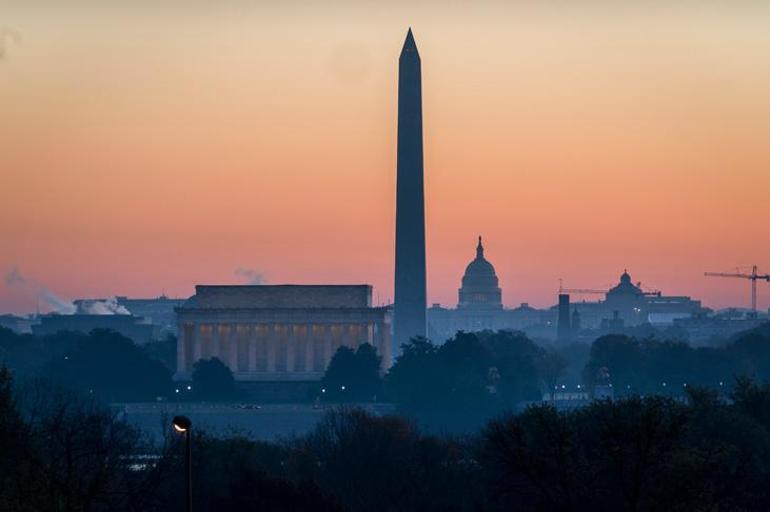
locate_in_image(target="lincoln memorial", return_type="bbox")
[175,285,391,381]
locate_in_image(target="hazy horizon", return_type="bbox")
[2,1,769,314]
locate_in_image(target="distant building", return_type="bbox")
[175,285,391,382]
[427,238,551,342]
[560,270,706,331]
[32,314,156,344]
[672,311,765,344]
[0,314,35,334]
[74,295,184,337]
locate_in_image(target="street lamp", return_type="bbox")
[172,415,193,512]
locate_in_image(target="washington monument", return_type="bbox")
[393,28,426,351]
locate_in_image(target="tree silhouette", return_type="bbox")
[192,357,235,401]
[320,344,382,402]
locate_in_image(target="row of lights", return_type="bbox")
[554,381,728,390]
[320,385,346,394]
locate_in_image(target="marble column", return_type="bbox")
[305,324,316,372]
[267,325,277,373]
[177,324,188,375]
[211,323,220,360]
[193,324,203,362]
[284,325,298,373]
[229,324,238,372]
[248,325,257,373]
[323,324,333,370]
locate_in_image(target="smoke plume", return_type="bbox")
[79,297,130,315]
[4,265,76,314]
[235,267,265,285]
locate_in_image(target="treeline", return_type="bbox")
[3,323,770,415]
[0,327,173,401]
[584,323,770,396]
[4,367,770,511]
[0,327,234,402]
[324,324,770,431]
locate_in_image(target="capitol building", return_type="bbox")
[427,238,707,343]
[427,237,543,342]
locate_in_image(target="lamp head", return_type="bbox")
[172,415,192,433]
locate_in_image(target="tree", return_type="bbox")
[0,366,31,511]
[8,380,167,512]
[292,407,478,512]
[44,329,172,402]
[386,330,551,431]
[320,344,383,402]
[142,334,177,373]
[192,357,235,401]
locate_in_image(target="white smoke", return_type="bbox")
[235,267,266,285]
[80,297,130,315]
[4,265,76,314]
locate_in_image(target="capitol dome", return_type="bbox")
[458,237,503,309]
[606,270,643,298]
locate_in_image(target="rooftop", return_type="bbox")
[180,284,374,310]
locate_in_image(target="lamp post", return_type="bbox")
[172,415,193,512]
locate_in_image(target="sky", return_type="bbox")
[1,0,769,314]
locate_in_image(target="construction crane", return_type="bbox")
[560,288,606,295]
[704,265,770,312]
[558,280,606,295]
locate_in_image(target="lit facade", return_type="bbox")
[175,285,391,381]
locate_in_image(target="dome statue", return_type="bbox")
[458,236,503,309]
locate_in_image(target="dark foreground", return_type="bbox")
[119,402,396,443]
[4,368,770,511]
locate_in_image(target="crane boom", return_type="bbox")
[559,288,606,295]
[704,265,770,312]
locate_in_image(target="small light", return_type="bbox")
[341,385,346,391]
[172,415,192,433]
[321,388,326,393]
[187,385,192,391]
[719,381,724,386]
[175,389,180,394]
[662,382,667,387]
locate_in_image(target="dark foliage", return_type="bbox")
[0,370,175,511]
[386,330,561,431]
[290,407,481,512]
[481,387,770,511]
[192,357,236,401]
[5,372,770,511]
[44,329,173,402]
[1,328,173,402]
[142,335,177,373]
[583,325,770,396]
[320,343,383,402]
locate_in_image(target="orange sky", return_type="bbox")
[1,1,769,314]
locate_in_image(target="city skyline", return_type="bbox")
[2,1,770,314]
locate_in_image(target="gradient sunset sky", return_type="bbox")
[2,0,769,314]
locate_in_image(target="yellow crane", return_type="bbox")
[705,265,770,312]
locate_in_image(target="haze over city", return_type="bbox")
[5,3,770,511]
[2,0,769,313]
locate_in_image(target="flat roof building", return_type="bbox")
[175,285,391,382]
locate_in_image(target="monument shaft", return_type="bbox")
[393,29,427,352]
